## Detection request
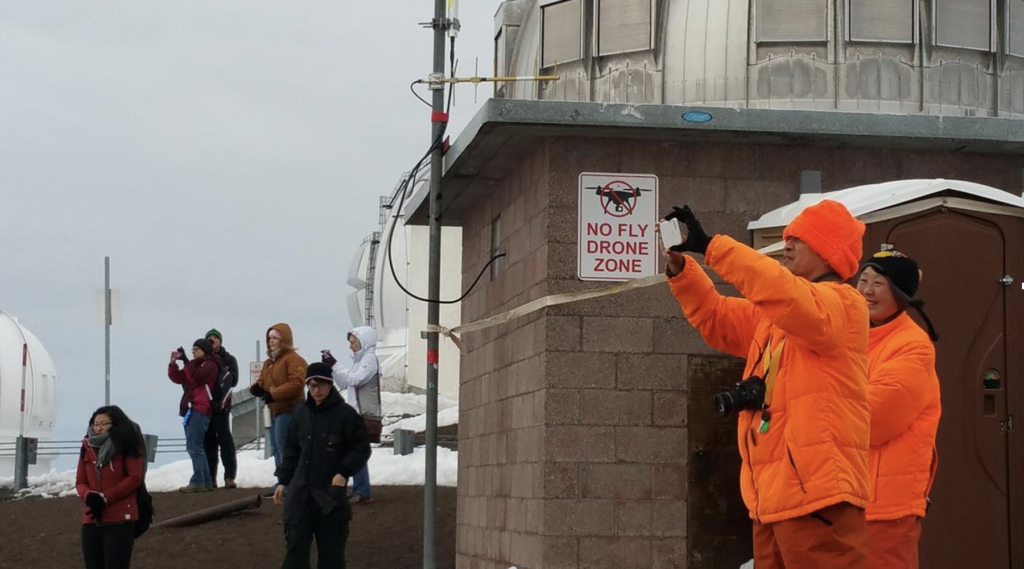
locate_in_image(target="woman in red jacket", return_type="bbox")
[167,338,220,492]
[76,405,145,569]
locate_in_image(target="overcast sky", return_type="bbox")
[0,1,500,466]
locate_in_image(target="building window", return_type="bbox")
[848,0,914,44]
[756,0,828,43]
[934,0,993,51]
[541,0,583,68]
[597,0,654,56]
[1009,0,1024,58]
[490,216,502,280]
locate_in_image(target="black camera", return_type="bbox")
[714,376,766,415]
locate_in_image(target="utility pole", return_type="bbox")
[423,1,448,567]
[14,343,29,490]
[104,256,111,406]
[256,340,267,458]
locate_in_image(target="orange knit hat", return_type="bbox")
[782,199,865,280]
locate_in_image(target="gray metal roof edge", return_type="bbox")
[404,98,1024,222]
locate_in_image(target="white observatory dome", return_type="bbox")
[494,0,1024,118]
[0,311,59,440]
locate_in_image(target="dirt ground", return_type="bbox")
[0,486,456,569]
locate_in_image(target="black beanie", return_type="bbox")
[305,362,334,383]
[859,251,938,341]
[193,338,214,356]
[861,251,920,300]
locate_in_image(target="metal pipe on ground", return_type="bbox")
[152,494,263,528]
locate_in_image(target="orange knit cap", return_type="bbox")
[782,199,865,280]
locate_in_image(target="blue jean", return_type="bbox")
[184,411,212,487]
[269,412,292,481]
[352,465,372,498]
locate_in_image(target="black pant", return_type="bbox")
[282,500,350,569]
[203,411,237,483]
[82,523,135,569]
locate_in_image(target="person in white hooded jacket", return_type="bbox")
[322,325,380,505]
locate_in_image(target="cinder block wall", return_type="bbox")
[455,137,1024,569]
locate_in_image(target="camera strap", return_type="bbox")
[756,332,787,434]
[762,335,787,406]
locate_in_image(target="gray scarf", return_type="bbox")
[87,432,115,480]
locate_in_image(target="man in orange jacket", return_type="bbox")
[856,251,941,569]
[662,200,871,569]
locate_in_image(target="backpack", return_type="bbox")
[210,364,233,413]
[123,456,154,538]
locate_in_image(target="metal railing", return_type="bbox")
[0,436,264,459]
[0,432,457,460]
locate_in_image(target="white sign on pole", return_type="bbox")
[249,362,263,385]
[577,172,659,282]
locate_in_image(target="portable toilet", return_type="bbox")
[749,179,1024,569]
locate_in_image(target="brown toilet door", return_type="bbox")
[881,209,1011,569]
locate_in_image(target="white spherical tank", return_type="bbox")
[0,311,59,476]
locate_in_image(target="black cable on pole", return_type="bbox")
[384,36,506,305]
[409,80,432,108]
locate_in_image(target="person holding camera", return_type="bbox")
[856,251,941,569]
[203,328,240,489]
[76,405,146,569]
[168,339,221,492]
[322,326,381,506]
[274,362,371,569]
[249,323,308,483]
[661,200,871,568]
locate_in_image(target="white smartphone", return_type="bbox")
[659,218,685,250]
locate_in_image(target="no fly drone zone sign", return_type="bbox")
[577,172,659,282]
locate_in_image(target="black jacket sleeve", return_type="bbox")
[337,409,372,479]
[277,412,302,486]
[227,353,240,388]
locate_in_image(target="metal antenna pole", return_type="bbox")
[424,0,447,566]
[15,343,29,490]
[104,256,111,406]
[256,340,265,456]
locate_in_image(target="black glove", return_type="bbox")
[321,350,338,368]
[85,492,106,521]
[665,205,712,255]
[176,346,189,363]
[249,383,266,398]
[262,391,275,404]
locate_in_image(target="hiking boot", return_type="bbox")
[224,478,237,489]
[349,494,375,505]
[178,484,206,493]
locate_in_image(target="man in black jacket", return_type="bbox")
[274,362,371,569]
[204,328,240,489]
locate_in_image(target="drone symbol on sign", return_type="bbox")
[587,181,653,218]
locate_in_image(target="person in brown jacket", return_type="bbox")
[249,323,308,482]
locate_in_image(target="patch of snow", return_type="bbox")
[620,105,644,119]
[381,392,457,418]
[384,406,459,435]
[3,446,458,498]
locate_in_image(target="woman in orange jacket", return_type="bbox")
[663,200,871,569]
[856,251,941,569]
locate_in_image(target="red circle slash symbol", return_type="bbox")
[598,180,639,218]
